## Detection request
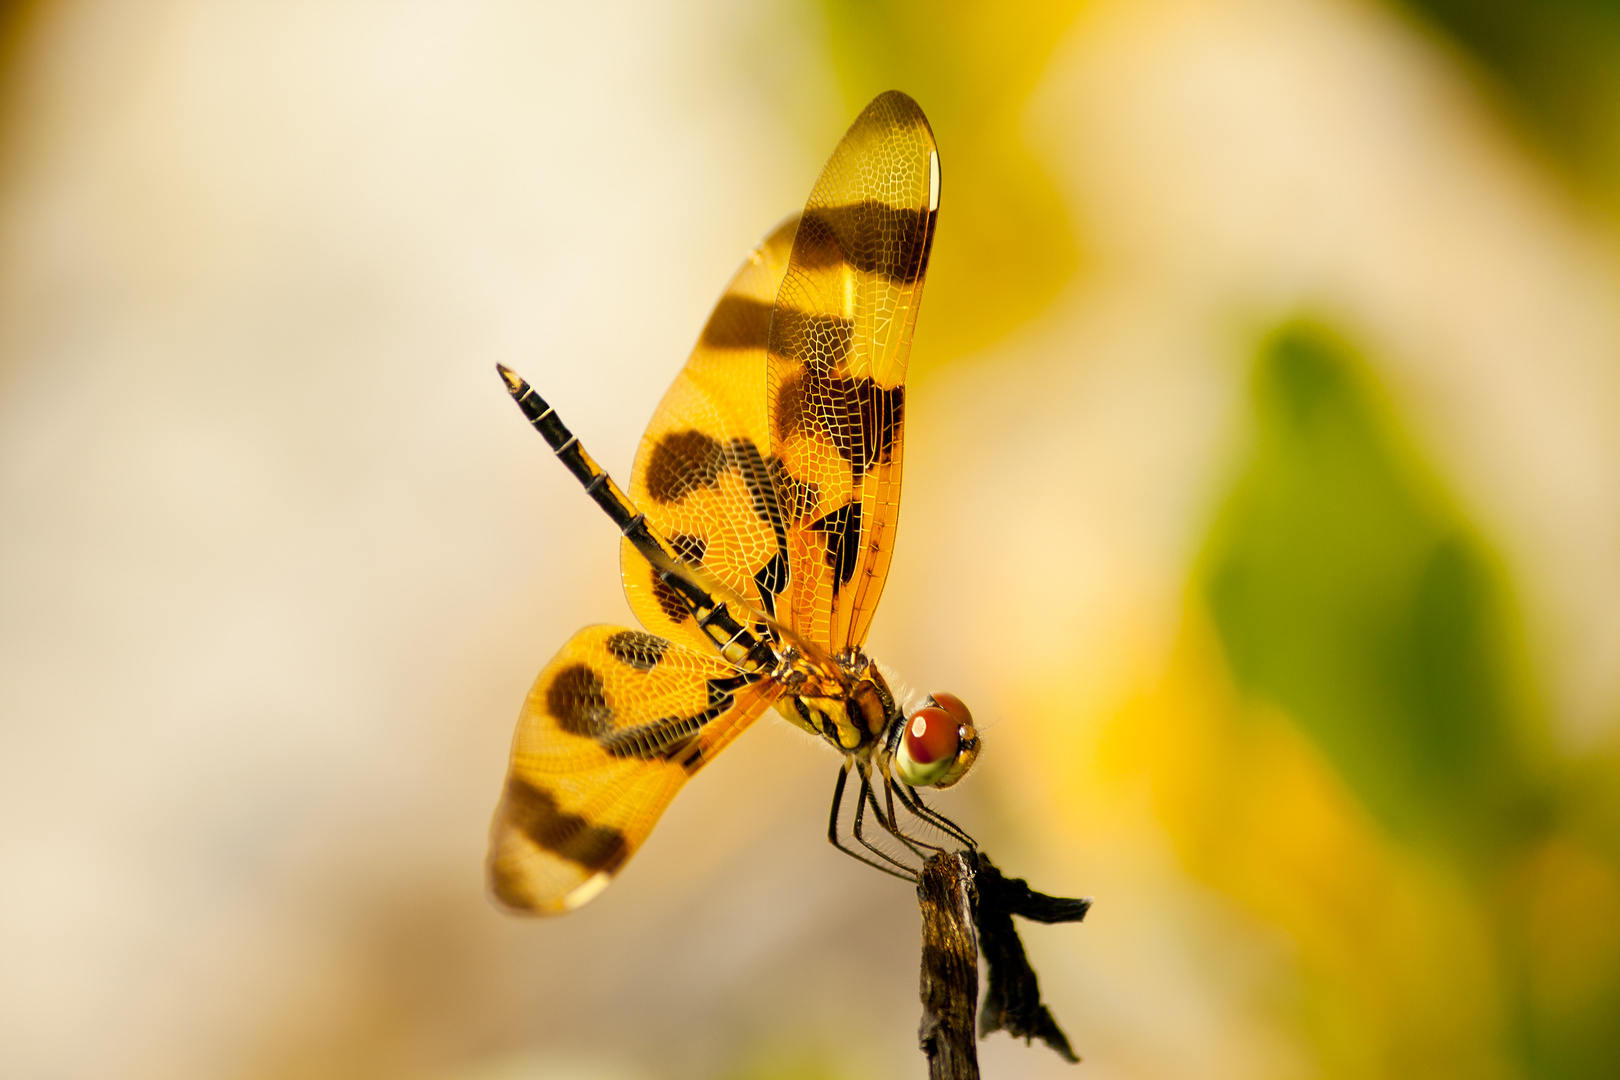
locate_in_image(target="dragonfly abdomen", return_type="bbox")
[497,363,777,674]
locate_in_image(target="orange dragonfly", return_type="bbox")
[489,91,980,914]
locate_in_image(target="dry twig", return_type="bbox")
[917,851,1092,1078]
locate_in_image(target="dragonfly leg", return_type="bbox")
[826,761,913,882]
[876,772,946,856]
[852,768,920,874]
[891,779,976,850]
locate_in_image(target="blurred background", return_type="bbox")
[2,1,1619,1077]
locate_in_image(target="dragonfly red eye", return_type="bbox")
[929,691,973,731]
[896,691,981,789]
[905,706,960,765]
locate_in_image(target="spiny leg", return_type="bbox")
[851,767,920,875]
[898,785,975,849]
[878,772,948,855]
[860,769,934,862]
[882,775,908,837]
[827,762,913,882]
[891,779,977,850]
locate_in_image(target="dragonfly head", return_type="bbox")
[894,691,980,789]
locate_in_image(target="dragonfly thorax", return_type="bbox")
[775,649,981,791]
[777,649,899,756]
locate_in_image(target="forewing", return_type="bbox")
[488,625,779,914]
[621,217,800,654]
[766,91,939,653]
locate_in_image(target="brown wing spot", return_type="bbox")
[677,742,707,775]
[645,430,728,504]
[605,630,669,673]
[825,377,902,475]
[599,673,752,762]
[772,309,853,367]
[791,207,845,272]
[670,533,707,564]
[753,552,787,613]
[774,371,808,442]
[700,294,774,350]
[499,775,629,873]
[548,664,612,737]
[600,716,700,761]
[768,455,819,525]
[728,438,783,529]
[652,574,688,622]
[771,373,902,480]
[766,454,794,502]
[809,502,862,588]
[797,202,934,284]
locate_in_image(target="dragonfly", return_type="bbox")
[488,91,981,914]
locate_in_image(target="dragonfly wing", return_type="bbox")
[621,217,800,654]
[489,625,779,913]
[766,91,939,654]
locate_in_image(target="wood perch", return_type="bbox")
[917,851,1092,1079]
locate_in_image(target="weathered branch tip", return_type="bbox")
[916,850,1091,1078]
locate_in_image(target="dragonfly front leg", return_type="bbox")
[878,771,947,856]
[826,761,913,882]
[851,766,922,873]
[891,779,976,850]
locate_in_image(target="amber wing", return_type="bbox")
[489,625,778,913]
[620,217,801,655]
[766,90,939,654]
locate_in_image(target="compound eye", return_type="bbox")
[929,691,974,731]
[896,706,960,787]
[907,707,960,766]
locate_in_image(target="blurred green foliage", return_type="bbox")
[1203,323,1549,866]
[816,0,1083,367]
[1203,322,1620,1080]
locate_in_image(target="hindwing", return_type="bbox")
[489,625,778,914]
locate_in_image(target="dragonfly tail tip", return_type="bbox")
[495,363,526,396]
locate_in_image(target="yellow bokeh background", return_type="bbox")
[2,2,1618,1079]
